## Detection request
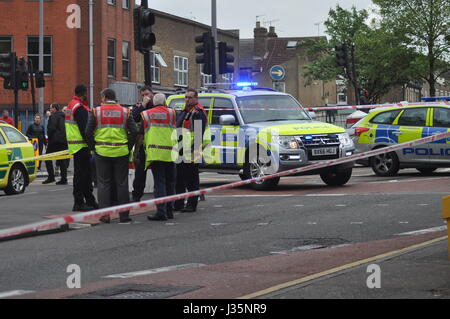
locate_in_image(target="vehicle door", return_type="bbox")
[426,107,450,163]
[0,129,9,187]
[208,97,242,167]
[394,107,430,163]
[0,125,35,175]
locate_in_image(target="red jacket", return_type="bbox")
[1,116,14,126]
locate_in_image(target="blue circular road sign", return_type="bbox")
[269,65,286,81]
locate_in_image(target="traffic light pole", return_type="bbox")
[211,0,218,85]
[28,59,37,115]
[141,0,152,87]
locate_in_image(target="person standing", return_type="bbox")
[134,93,177,221]
[42,103,69,185]
[26,113,47,171]
[85,88,137,223]
[131,86,154,202]
[65,84,98,211]
[2,110,14,126]
[174,88,210,213]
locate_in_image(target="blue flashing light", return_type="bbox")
[421,96,450,102]
[304,135,313,140]
[236,82,258,87]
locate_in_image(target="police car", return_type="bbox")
[0,121,37,195]
[351,103,450,176]
[167,87,355,190]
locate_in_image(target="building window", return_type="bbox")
[27,36,52,75]
[107,0,116,5]
[107,39,116,78]
[174,56,188,87]
[201,65,212,88]
[0,36,12,53]
[122,41,130,79]
[150,51,160,84]
[122,0,129,9]
[221,72,233,83]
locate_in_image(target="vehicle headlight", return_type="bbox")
[274,136,301,149]
[338,133,353,147]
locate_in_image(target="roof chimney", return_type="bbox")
[254,22,268,59]
[268,26,278,38]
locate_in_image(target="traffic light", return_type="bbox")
[195,31,214,75]
[0,52,16,90]
[35,70,45,88]
[16,58,28,91]
[218,41,234,74]
[133,7,156,53]
[335,44,348,67]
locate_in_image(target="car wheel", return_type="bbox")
[416,167,437,175]
[370,151,400,176]
[4,165,26,195]
[243,147,280,190]
[320,168,352,186]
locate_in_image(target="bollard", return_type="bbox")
[442,195,450,259]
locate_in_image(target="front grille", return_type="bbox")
[300,134,340,160]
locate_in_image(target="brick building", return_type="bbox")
[239,22,337,108]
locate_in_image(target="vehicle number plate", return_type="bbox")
[312,147,337,156]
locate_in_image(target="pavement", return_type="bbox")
[10,229,449,299]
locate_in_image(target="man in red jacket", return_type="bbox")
[2,110,14,126]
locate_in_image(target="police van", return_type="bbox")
[166,87,355,190]
[350,102,450,176]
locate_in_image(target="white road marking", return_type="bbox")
[0,290,35,299]
[102,263,206,279]
[294,205,304,207]
[350,222,363,225]
[211,223,227,226]
[396,226,447,236]
[376,204,389,206]
[257,222,269,226]
[417,204,429,206]
[213,205,223,208]
[336,204,347,207]
[305,194,347,197]
[307,222,317,225]
[256,204,265,207]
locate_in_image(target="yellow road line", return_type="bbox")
[238,235,447,299]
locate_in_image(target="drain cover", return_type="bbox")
[69,284,201,299]
[269,237,351,253]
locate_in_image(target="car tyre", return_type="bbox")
[320,168,352,186]
[416,167,437,175]
[243,147,280,190]
[370,151,400,177]
[4,165,27,195]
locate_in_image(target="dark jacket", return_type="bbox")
[26,123,47,147]
[47,111,68,151]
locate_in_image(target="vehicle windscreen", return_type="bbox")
[236,95,310,124]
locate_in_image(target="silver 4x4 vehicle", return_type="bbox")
[167,89,355,190]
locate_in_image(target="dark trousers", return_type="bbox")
[95,154,130,220]
[73,147,96,206]
[131,145,147,201]
[150,161,176,217]
[174,162,200,210]
[45,158,68,181]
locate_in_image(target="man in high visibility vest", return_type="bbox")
[65,84,98,211]
[134,93,178,221]
[173,88,211,213]
[85,88,137,223]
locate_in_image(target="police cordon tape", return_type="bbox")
[0,150,72,166]
[1,130,450,241]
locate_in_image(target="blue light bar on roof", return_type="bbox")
[236,82,259,87]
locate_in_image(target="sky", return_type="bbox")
[139,0,375,39]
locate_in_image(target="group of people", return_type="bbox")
[19,84,209,223]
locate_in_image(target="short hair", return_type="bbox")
[153,93,166,106]
[75,84,87,97]
[186,88,198,97]
[50,103,60,111]
[140,85,153,93]
[34,113,41,118]
[101,88,116,101]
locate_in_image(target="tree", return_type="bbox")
[373,0,450,97]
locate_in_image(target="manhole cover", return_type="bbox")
[69,284,201,299]
[269,237,351,254]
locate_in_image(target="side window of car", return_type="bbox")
[211,98,237,125]
[0,132,6,144]
[370,110,401,124]
[433,108,450,128]
[1,126,27,143]
[168,98,185,110]
[397,108,427,126]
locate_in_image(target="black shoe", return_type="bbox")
[119,217,132,224]
[147,214,167,221]
[72,203,93,212]
[56,179,68,185]
[167,212,174,219]
[132,197,141,203]
[173,206,184,212]
[86,201,99,209]
[180,206,196,213]
[42,178,55,184]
